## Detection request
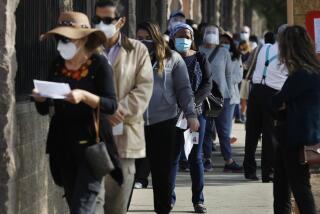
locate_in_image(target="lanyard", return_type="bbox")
[261,45,278,84]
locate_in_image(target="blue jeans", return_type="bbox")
[214,99,235,161]
[170,114,206,205]
[234,104,241,119]
[203,117,216,159]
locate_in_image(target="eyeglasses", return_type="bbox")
[55,35,71,44]
[58,20,89,29]
[92,16,119,25]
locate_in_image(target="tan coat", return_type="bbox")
[112,38,153,158]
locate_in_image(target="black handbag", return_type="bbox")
[204,80,224,118]
[85,105,115,177]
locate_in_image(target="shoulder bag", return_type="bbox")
[85,105,115,177]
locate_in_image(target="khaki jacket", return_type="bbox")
[111,37,153,158]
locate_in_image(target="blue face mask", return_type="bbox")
[174,38,192,53]
[221,44,230,51]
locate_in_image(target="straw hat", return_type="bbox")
[41,11,106,49]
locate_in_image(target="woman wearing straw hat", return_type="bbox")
[32,11,122,214]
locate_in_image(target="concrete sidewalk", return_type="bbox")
[128,124,273,214]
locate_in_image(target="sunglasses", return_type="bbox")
[92,16,119,25]
[55,35,71,44]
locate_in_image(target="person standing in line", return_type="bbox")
[272,25,319,214]
[135,21,199,214]
[240,26,251,42]
[220,33,244,143]
[93,1,154,213]
[243,24,288,182]
[199,25,243,173]
[32,11,122,213]
[169,23,212,213]
[239,32,276,124]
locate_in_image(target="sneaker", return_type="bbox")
[194,203,207,213]
[235,118,245,124]
[223,161,243,173]
[134,182,143,189]
[203,159,213,172]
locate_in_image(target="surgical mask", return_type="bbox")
[175,38,192,53]
[250,41,258,50]
[95,21,117,38]
[204,33,219,45]
[221,44,230,51]
[57,40,79,60]
[240,32,250,41]
[141,40,155,55]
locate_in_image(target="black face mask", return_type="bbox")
[141,40,155,55]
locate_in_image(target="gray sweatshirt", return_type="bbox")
[199,46,233,99]
[144,50,197,126]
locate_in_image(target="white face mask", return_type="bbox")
[95,21,117,38]
[57,40,79,60]
[204,34,219,45]
[250,41,258,50]
[240,32,250,41]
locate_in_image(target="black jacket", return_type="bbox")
[35,54,123,185]
[271,69,320,147]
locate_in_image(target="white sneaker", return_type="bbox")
[134,182,143,189]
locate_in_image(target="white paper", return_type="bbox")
[33,80,71,99]
[183,129,199,160]
[314,18,320,53]
[176,112,188,129]
[113,123,124,136]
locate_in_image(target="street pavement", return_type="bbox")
[128,123,273,214]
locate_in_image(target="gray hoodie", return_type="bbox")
[144,50,197,126]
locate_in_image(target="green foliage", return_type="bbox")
[245,0,287,30]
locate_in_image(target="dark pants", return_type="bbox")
[203,117,216,159]
[273,124,316,214]
[243,84,277,177]
[145,118,177,214]
[170,114,206,205]
[135,157,150,187]
[60,158,102,214]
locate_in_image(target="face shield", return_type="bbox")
[168,16,186,32]
[203,26,219,45]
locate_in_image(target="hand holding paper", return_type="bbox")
[183,129,199,160]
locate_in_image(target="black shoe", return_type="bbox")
[203,158,213,172]
[262,176,274,183]
[235,119,245,124]
[245,173,259,181]
[223,161,243,173]
[194,203,207,213]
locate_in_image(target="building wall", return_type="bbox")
[0,0,71,213]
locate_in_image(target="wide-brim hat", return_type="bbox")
[41,11,106,49]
